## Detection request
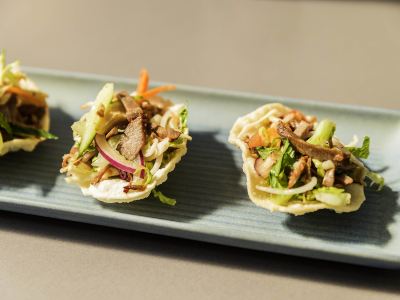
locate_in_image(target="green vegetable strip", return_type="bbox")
[366,171,385,191]
[11,125,58,139]
[269,139,296,189]
[0,112,57,139]
[307,119,336,146]
[0,112,12,134]
[179,108,188,129]
[152,189,176,206]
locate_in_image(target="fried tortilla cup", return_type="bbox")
[0,51,56,155]
[229,103,382,216]
[61,70,190,204]
[0,110,50,155]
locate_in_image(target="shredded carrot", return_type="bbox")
[6,86,46,107]
[248,133,265,148]
[136,69,149,95]
[141,85,176,99]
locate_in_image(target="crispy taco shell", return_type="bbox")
[229,103,365,216]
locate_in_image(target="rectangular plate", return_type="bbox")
[1,68,399,268]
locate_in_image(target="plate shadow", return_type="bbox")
[0,107,75,195]
[100,131,246,221]
[284,185,399,245]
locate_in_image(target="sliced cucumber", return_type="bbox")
[79,83,114,155]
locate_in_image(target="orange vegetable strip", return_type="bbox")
[136,69,149,95]
[6,86,46,107]
[141,85,176,99]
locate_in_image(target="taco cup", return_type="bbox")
[0,50,56,155]
[229,103,383,215]
[60,70,190,204]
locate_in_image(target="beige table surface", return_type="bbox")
[0,1,399,299]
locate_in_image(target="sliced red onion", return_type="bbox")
[95,134,139,174]
[119,169,128,181]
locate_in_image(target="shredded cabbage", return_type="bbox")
[108,134,122,149]
[0,50,38,91]
[169,136,185,148]
[71,118,85,142]
[256,146,278,160]
[313,187,351,206]
[91,153,109,170]
[65,162,96,188]
[257,177,318,195]
[269,194,293,205]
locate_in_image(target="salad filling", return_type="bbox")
[229,103,384,215]
[0,50,56,155]
[60,70,190,204]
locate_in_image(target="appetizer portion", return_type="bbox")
[0,50,56,155]
[229,103,383,215]
[61,70,190,204]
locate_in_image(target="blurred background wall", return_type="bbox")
[1,0,399,108]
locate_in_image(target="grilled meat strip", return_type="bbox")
[118,114,146,161]
[276,121,348,162]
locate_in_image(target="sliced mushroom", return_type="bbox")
[288,156,308,188]
[336,174,354,185]
[254,153,278,179]
[322,168,335,187]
